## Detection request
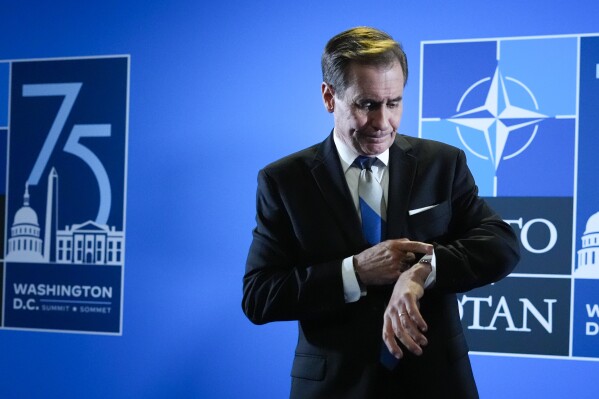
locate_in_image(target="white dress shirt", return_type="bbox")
[332,133,436,303]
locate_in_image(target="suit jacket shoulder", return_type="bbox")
[260,134,337,180]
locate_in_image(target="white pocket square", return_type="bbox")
[408,204,439,216]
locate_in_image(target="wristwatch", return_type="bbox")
[418,254,433,265]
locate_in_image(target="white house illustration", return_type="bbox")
[56,221,123,265]
[576,211,599,278]
[5,168,124,265]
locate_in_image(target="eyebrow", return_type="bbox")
[356,96,403,104]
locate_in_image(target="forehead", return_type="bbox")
[344,62,404,99]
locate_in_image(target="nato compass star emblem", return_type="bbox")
[446,66,548,195]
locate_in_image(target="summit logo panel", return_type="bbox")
[1,56,129,334]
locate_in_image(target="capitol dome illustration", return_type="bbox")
[5,186,44,262]
[575,211,599,278]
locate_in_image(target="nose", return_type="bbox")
[370,106,391,132]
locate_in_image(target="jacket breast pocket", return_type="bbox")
[407,200,451,240]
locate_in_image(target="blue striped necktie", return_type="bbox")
[354,156,398,369]
[354,156,386,244]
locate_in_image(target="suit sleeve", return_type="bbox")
[242,169,347,325]
[432,150,520,293]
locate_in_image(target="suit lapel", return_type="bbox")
[386,136,417,239]
[311,134,364,249]
[310,133,418,245]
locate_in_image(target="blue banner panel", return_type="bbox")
[421,41,498,119]
[4,263,121,332]
[422,34,599,360]
[2,56,128,334]
[571,36,599,357]
[0,129,6,196]
[573,280,599,357]
[459,276,570,356]
[485,197,572,276]
[574,35,599,278]
[0,62,7,127]
[0,262,3,324]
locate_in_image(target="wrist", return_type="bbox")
[419,253,436,289]
[411,261,433,285]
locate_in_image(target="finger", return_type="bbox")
[389,240,434,255]
[403,251,416,265]
[396,251,415,271]
[405,297,427,332]
[396,313,424,356]
[390,310,403,338]
[383,314,404,359]
[404,315,428,349]
[390,309,424,356]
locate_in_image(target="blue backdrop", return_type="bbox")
[0,1,598,398]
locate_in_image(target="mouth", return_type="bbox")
[358,131,394,141]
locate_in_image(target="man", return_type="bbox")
[243,27,520,398]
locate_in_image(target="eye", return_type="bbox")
[387,100,401,108]
[356,101,380,111]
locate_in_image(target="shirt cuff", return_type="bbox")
[342,256,363,303]
[422,251,437,289]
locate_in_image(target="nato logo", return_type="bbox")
[420,37,578,197]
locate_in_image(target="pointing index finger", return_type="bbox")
[389,239,433,255]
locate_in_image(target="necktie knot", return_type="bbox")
[354,156,377,171]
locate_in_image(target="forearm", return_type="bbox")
[430,150,521,292]
[432,216,520,293]
[243,236,347,324]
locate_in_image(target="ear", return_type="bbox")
[321,82,335,113]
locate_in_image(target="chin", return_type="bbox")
[359,141,393,156]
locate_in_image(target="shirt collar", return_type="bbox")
[333,129,390,173]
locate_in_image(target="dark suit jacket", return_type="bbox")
[243,133,520,399]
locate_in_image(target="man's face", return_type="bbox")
[323,62,404,156]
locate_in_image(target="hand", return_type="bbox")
[353,239,433,285]
[382,262,432,359]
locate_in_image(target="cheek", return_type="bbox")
[391,108,403,128]
[350,112,368,128]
